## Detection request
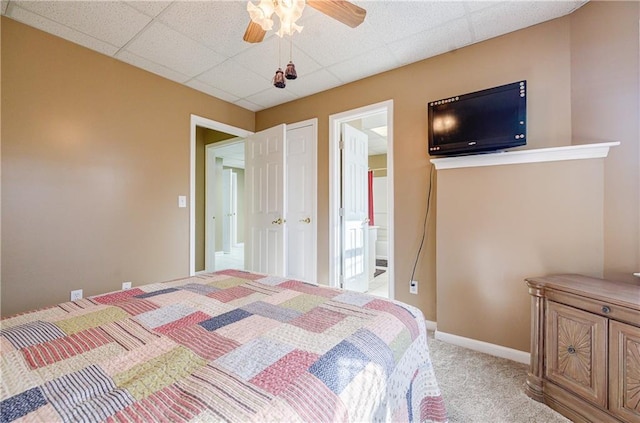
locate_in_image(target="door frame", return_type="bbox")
[328,100,394,298]
[190,114,251,276]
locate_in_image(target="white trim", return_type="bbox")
[189,114,252,276]
[425,320,437,331]
[434,330,530,364]
[430,142,620,170]
[329,100,394,299]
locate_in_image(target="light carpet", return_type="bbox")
[427,331,571,423]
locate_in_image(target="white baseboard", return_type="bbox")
[425,320,437,331]
[434,330,530,364]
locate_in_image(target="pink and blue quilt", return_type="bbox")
[1,269,447,422]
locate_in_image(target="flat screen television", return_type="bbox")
[428,80,527,156]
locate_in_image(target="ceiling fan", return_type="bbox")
[243,0,367,43]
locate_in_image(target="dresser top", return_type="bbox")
[526,274,640,311]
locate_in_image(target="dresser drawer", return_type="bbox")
[547,290,639,327]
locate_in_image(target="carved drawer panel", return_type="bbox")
[610,320,640,423]
[545,300,608,407]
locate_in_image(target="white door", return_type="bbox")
[222,168,232,254]
[341,124,369,292]
[245,124,286,276]
[286,122,317,283]
[205,146,217,271]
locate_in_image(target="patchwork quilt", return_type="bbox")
[1,269,447,422]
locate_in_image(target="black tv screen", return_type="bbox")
[428,81,526,156]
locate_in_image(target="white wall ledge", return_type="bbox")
[430,142,620,170]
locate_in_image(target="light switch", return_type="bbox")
[178,195,187,208]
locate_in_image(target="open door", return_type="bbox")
[341,124,369,292]
[245,124,286,276]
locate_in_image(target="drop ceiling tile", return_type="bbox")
[244,87,297,109]
[470,1,583,42]
[2,0,588,112]
[293,12,383,67]
[116,49,191,83]
[196,59,272,99]
[126,1,172,18]
[185,79,240,104]
[365,1,466,44]
[14,1,152,47]
[234,99,262,112]
[328,46,401,84]
[283,69,343,98]
[6,3,119,56]
[158,1,252,58]
[232,40,322,86]
[465,1,501,13]
[123,21,226,77]
[388,17,473,66]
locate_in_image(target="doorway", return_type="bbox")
[328,101,394,299]
[244,120,318,283]
[190,115,318,281]
[189,115,251,275]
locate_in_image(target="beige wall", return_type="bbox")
[1,18,254,316]
[570,1,639,284]
[435,3,639,353]
[436,159,605,351]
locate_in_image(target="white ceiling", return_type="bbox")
[1,0,587,112]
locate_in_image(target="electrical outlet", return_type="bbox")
[410,280,418,294]
[122,281,132,290]
[70,289,83,301]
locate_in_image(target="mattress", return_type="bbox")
[1,269,447,422]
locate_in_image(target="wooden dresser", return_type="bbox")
[525,274,640,423]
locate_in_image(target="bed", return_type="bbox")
[1,269,447,422]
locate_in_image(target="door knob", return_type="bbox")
[272,218,283,225]
[299,217,311,224]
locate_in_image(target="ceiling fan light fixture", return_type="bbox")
[247,0,275,31]
[285,61,297,80]
[275,0,305,37]
[273,68,286,88]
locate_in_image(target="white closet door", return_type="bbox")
[286,123,317,283]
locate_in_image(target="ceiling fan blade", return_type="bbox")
[306,0,366,28]
[243,21,266,43]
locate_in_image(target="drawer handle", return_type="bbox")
[601,306,611,314]
[567,346,576,355]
